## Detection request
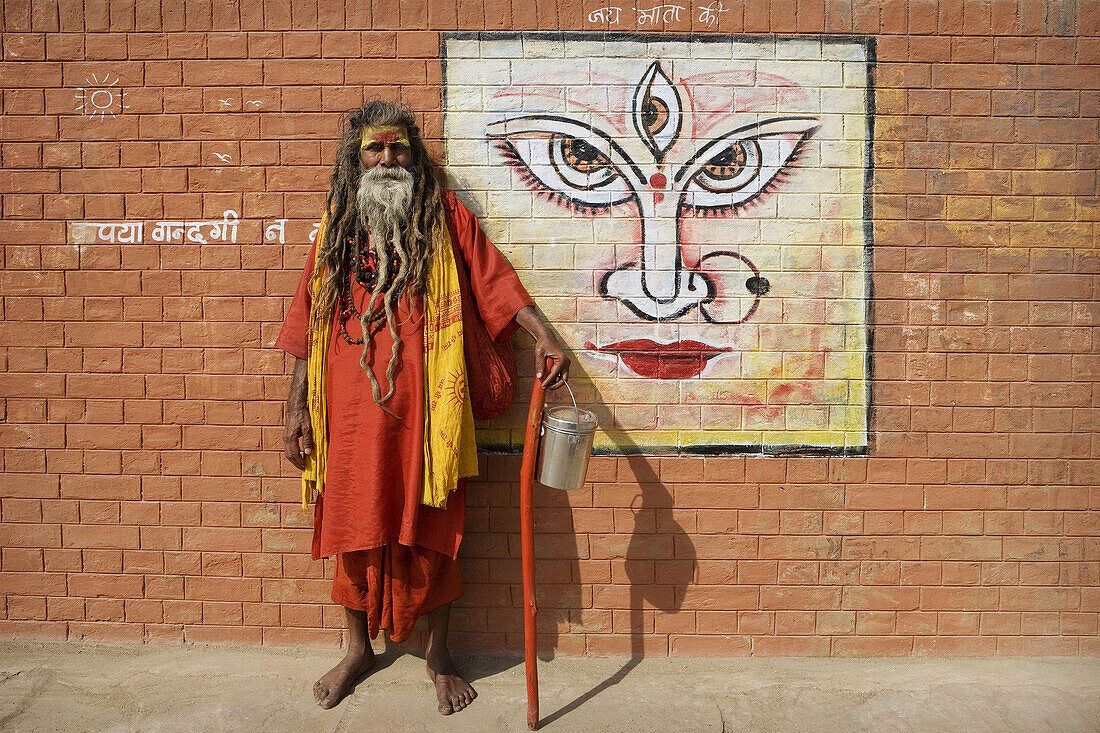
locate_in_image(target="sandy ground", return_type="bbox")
[1,641,1097,732]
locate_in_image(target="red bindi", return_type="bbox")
[649,172,667,188]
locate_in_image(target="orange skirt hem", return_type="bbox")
[331,540,463,643]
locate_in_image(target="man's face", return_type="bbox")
[445,38,872,453]
[359,124,413,170]
[356,124,416,233]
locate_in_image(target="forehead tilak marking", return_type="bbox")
[360,124,410,149]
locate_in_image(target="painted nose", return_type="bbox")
[602,263,710,321]
[602,247,768,324]
[600,202,710,321]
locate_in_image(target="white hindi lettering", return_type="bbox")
[88,210,242,245]
[587,6,622,23]
[185,222,208,244]
[115,222,143,244]
[150,221,184,243]
[207,210,239,243]
[697,1,727,26]
[94,222,119,243]
[69,210,278,246]
[161,223,189,243]
[264,219,288,245]
[634,4,683,24]
[309,221,322,244]
[87,221,143,244]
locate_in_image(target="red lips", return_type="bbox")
[587,339,732,379]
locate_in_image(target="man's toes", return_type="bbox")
[438,701,454,715]
[315,679,341,709]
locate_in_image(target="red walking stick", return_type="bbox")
[519,373,546,730]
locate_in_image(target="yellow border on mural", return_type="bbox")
[474,426,868,454]
[473,377,869,453]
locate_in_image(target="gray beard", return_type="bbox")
[356,166,414,251]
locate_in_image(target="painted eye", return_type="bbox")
[552,135,616,185]
[641,97,669,136]
[633,61,681,160]
[693,140,761,193]
[677,116,819,213]
[488,116,638,210]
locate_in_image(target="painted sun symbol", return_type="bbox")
[442,369,466,408]
[74,73,129,119]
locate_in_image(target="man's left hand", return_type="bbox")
[515,305,571,390]
[535,333,570,390]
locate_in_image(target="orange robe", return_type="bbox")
[275,191,534,641]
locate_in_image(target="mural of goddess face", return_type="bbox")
[445,35,872,453]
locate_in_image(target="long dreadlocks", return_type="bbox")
[308,100,447,411]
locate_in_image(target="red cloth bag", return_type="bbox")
[451,240,517,420]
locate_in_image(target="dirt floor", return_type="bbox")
[1,640,1097,731]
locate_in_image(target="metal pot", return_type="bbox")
[536,400,597,491]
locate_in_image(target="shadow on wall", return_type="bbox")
[537,366,698,725]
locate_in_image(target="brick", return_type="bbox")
[184,625,265,645]
[61,524,140,549]
[669,634,751,656]
[0,62,63,87]
[181,60,264,85]
[760,587,842,610]
[186,576,261,602]
[67,573,143,598]
[262,627,343,648]
[751,636,830,656]
[842,586,920,610]
[832,636,913,656]
[181,526,261,552]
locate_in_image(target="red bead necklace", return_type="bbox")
[336,232,402,345]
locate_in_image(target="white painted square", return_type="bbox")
[444,33,873,454]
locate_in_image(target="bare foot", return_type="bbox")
[313,645,375,709]
[427,657,477,715]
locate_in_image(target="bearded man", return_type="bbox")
[275,100,569,714]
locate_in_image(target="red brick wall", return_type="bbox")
[1,1,1098,656]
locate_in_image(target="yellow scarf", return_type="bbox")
[302,212,331,509]
[421,221,479,507]
[300,212,478,509]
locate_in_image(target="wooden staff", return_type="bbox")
[519,374,546,730]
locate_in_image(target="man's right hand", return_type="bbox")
[284,406,314,470]
[284,357,313,470]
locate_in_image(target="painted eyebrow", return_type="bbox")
[672,115,820,185]
[680,69,812,138]
[487,113,647,186]
[491,74,633,134]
